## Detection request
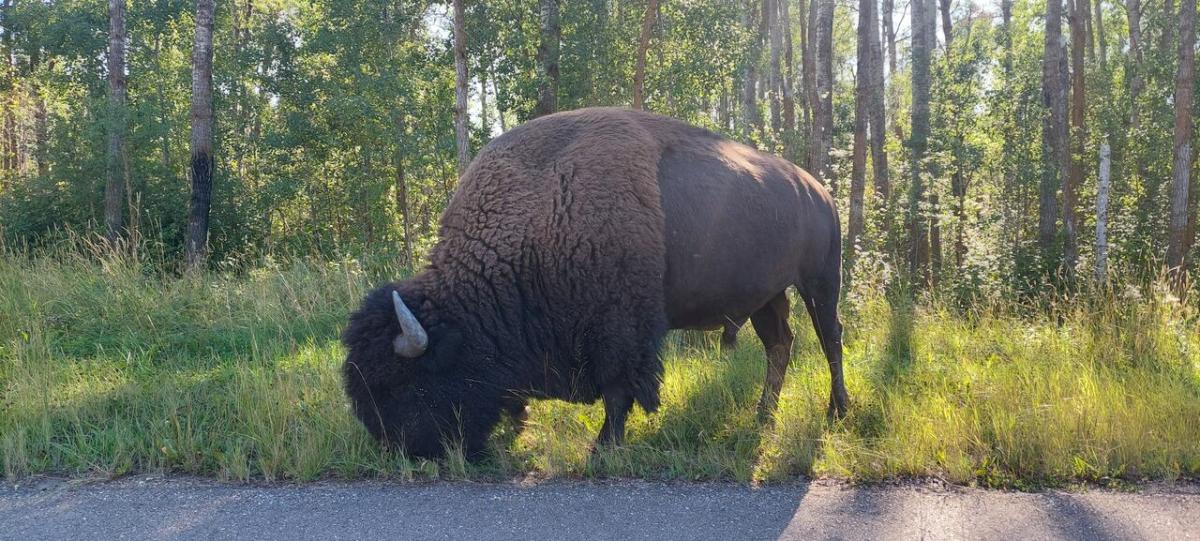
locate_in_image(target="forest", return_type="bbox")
[0,0,1195,292]
[0,0,1198,484]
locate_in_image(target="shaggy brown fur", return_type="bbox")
[342,107,847,458]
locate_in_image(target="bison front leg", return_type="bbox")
[503,398,531,435]
[720,320,742,349]
[595,387,634,447]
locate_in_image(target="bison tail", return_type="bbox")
[827,209,844,291]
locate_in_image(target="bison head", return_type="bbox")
[341,282,503,459]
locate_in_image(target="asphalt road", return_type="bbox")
[2,477,1198,540]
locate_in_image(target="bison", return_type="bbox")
[342,107,848,459]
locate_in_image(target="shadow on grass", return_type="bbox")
[2,341,419,483]
[584,341,764,479]
[878,293,916,387]
[848,292,917,445]
[737,299,842,480]
[3,367,222,479]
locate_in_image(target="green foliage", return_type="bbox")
[1,0,1195,290]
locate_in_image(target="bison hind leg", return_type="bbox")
[750,291,795,423]
[799,275,850,419]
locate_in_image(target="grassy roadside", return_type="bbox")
[2,247,1199,486]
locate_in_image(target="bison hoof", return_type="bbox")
[508,405,531,434]
[827,394,850,420]
[587,438,618,463]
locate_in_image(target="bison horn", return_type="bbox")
[391,290,428,358]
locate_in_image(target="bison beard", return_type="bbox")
[342,107,848,459]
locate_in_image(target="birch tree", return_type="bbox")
[185,0,215,269]
[534,0,560,117]
[632,0,659,110]
[452,0,471,173]
[104,0,128,242]
[1165,0,1196,280]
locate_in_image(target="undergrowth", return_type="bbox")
[2,240,1198,486]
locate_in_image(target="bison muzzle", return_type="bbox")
[342,107,848,459]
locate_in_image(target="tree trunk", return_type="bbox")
[935,0,950,273]
[848,0,872,260]
[1127,0,1149,187]
[1185,145,1199,263]
[1000,0,1015,255]
[909,0,934,283]
[932,0,950,272]
[1127,0,1143,129]
[767,0,783,135]
[719,85,731,131]
[1,93,12,179]
[586,0,606,106]
[1039,0,1068,269]
[494,77,508,132]
[1064,0,1087,280]
[1095,0,1106,68]
[534,0,560,118]
[1001,0,1013,72]
[939,0,952,46]
[1,0,15,179]
[882,0,897,75]
[185,0,216,270]
[33,90,47,177]
[742,0,760,145]
[952,164,967,268]
[1081,0,1094,59]
[867,0,890,226]
[1165,0,1196,279]
[756,0,770,142]
[883,0,903,142]
[800,0,813,142]
[632,0,659,110]
[395,115,415,267]
[479,73,490,137]
[230,0,246,184]
[31,49,49,177]
[104,0,128,242]
[780,0,796,144]
[1163,0,1176,54]
[452,0,471,174]
[154,33,171,171]
[810,0,834,185]
[1095,141,1111,281]
[122,140,136,240]
[930,192,942,282]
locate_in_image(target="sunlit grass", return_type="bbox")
[2,245,1198,486]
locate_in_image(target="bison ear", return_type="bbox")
[424,327,464,373]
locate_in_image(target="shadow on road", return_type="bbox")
[7,479,1197,540]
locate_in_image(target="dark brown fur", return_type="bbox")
[342,107,847,458]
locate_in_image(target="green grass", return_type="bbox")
[2,247,1199,486]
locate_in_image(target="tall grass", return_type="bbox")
[2,241,1198,485]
